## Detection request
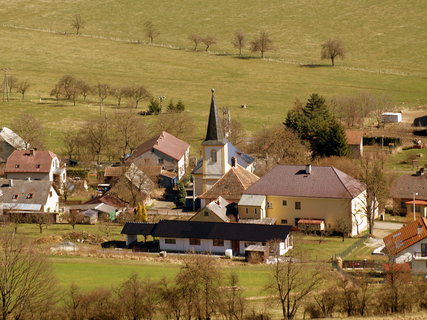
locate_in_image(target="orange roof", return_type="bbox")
[128,131,189,162]
[5,150,57,173]
[405,200,427,205]
[298,219,324,224]
[199,165,259,200]
[345,130,363,145]
[383,217,427,255]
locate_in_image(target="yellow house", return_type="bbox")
[239,164,368,236]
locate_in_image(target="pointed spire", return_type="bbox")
[203,88,225,145]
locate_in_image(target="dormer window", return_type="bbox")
[12,194,18,200]
[26,193,33,199]
[15,164,20,168]
[210,150,217,163]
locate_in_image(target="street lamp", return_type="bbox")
[413,192,418,221]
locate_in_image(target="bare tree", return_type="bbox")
[202,36,217,52]
[11,114,44,149]
[94,83,110,108]
[126,85,151,108]
[0,232,58,320]
[188,34,203,51]
[250,31,274,58]
[151,112,194,140]
[219,273,246,320]
[16,80,30,100]
[82,118,110,165]
[76,80,91,101]
[50,84,61,103]
[321,39,345,66]
[32,213,50,234]
[6,76,18,93]
[144,21,160,43]
[63,210,84,229]
[62,129,82,160]
[111,86,127,107]
[269,251,322,320]
[232,31,246,56]
[335,217,353,241]
[71,14,85,35]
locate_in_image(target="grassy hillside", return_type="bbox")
[0,1,425,154]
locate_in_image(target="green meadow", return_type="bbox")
[0,1,425,153]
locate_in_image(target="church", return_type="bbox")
[192,89,255,197]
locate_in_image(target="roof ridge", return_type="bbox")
[231,166,246,187]
[331,167,355,199]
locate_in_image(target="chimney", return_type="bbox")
[231,157,237,168]
[417,224,423,236]
[306,164,311,174]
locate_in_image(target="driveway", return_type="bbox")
[374,221,404,230]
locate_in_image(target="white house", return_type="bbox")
[192,89,255,197]
[0,178,59,214]
[383,217,427,273]
[121,220,292,256]
[127,132,190,180]
[5,150,66,186]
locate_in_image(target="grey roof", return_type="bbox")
[1,203,42,211]
[203,89,226,145]
[67,203,116,213]
[192,159,203,175]
[390,174,427,200]
[204,197,230,222]
[0,178,54,207]
[238,194,266,206]
[240,218,276,225]
[122,220,292,242]
[245,245,268,252]
[244,165,364,199]
[0,127,26,150]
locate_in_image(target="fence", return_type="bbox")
[335,234,369,259]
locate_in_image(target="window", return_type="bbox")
[254,208,258,215]
[165,239,176,244]
[282,200,287,206]
[49,191,53,197]
[36,164,41,168]
[12,194,18,200]
[158,158,164,165]
[213,239,224,246]
[267,202,273,209]
[26,193,33,199]
[281,219,288,224]
[15,164,20,168]
[210,150,217,163]
[189,238,201,246]
[245,208,249,214]
[204,211,209,217]
[295,202,301,210]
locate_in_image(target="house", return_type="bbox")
[0,127,26,163]
[121,220,293,256]
[239,164,370,236]
[64,203,117,224]
[127,132,190,180]
[5,150,66,187]
[390,170,427,216]
[345,130,363,158]
[0,178,59,215]
[192,89,255,197]
[198,164,259,207]
[189,197,236,223]
[383,217,427,273]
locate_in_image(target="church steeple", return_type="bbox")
[203,88,226,145]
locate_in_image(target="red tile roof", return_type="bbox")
[405,200,427,205]
[244,165,364,199]
[5,150,57,173]
[199,165,259,200]
[128,131,189,162]
[345,130,363,145]
[383,217,427,255]
[298,219,324,224]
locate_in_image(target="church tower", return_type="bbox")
[201,88,228,192]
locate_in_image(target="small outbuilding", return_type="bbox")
[381,112,402,124]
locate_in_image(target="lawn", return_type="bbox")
[0,1,425,155]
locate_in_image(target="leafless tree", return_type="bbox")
[151,112,194,140]
[144,21,160,43]
[71,14,85,35]
[250,31,274,58]
[76,80,91,101]
[334,217,353,241]
[63,210,84,229]
[126,85,151,108]
[202,36,217,52]
[188,34,203,51]
[94,83,110,108]
[219,273,246,320]
[50,84,61,103]
[32,213,51,234]
[232,31,246,56]
[16,80,30,100]
[0,232,58,320]
[321,39,345,66]
[11,114,44,149]
[6,76,18,93]
[62,129,82,160]
[82,118,110,165]
[268,251,322,320]
[111,86,128,107]
[6,211,28,234]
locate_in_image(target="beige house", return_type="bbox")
[192,89,254,197]
[239,164,370,236]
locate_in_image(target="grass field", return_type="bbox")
[0,1,426,154]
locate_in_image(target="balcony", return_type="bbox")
[413,252,427,260]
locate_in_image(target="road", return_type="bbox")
[374,221,404,230]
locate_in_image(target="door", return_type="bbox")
[421,243,427,257]
[232,240,240,255]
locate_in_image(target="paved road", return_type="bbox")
[374,221,404,230]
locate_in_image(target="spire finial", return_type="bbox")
[211,88,215,93]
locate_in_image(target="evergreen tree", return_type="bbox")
[176,182,187,207]
[167,100,175,112]
[284,93,349,158]
[148,98,161,115]
[175,100,185,112]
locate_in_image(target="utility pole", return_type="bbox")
[2,68,9,102]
